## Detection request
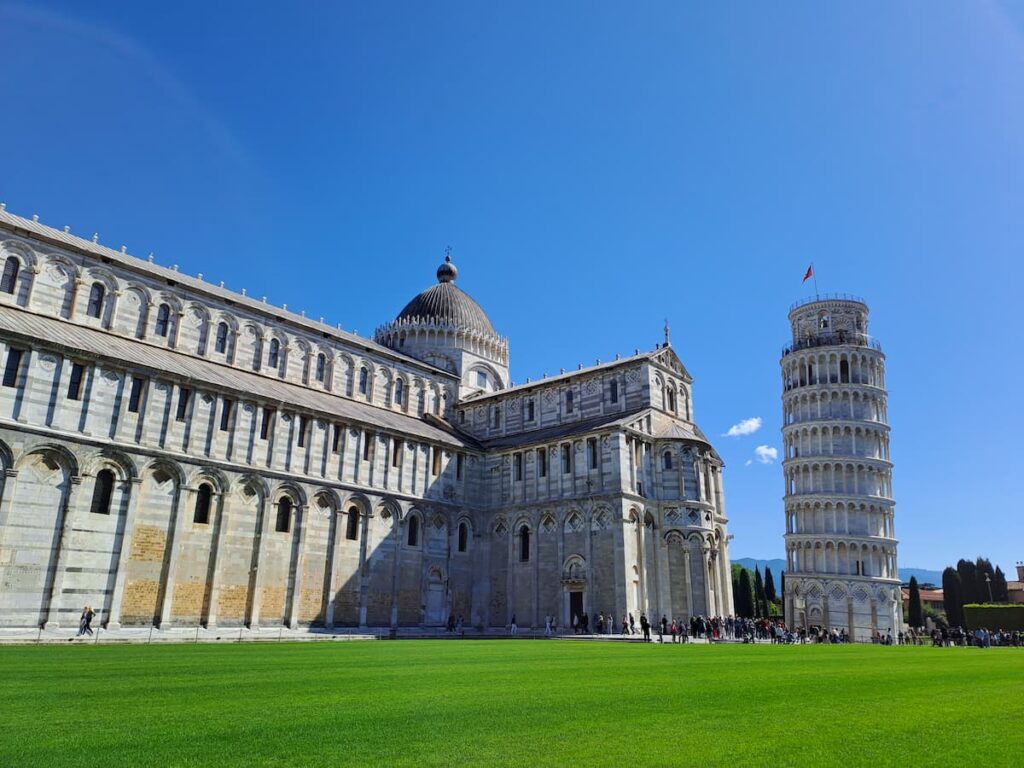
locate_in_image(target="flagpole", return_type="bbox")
[812,261,819,299]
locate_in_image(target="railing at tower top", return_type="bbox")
[781,331,882,357]
[789,293,867,311]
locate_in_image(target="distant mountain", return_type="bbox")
[734,558,944,587]
[735,558,786,576]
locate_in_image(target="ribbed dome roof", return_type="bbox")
[395,254,497,336]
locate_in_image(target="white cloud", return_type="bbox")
[744,459,753,466]
[724,416,762,437]
[754,445,778,464]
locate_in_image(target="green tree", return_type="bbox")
[737,568,755,619]
[764,567,777,604]
[957,559,977,604]
[908,576,923,628]
[976,557,996,603]
[993,567,1009,603]
[942,567,963,627]
[754,567,767,618]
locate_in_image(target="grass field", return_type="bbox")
[2,640,1021,767]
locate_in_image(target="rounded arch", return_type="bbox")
[185,466,229,494]
[16,441,80,477]
[81,448,138,483]
[270,481,306,506]
[311,487,342,512]
[137,457,186,487]
[236,472,270,502]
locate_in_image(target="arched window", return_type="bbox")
[407,514,419,546]
[155,303,170,337]
[346,506,360,540]
[0,257,19,294]
[268,338,280,369]
[394,378,404,405]
[458,522,468,552]
[89,469,115,515]
[840,360,850,383]
[215,322,228,354]
[663,451,673,470]
[667,390,676,412]
[566,390,574,413]
[86,282,105,318]
[275,497,292,533]
[610,380,619,404]
[315,353,326,382]
[194,483,213,524]
[358,367,368,394]
[519,525,530,561]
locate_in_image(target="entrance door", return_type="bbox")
[569,591,583,629]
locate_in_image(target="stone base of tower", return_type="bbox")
[784,576,902,642]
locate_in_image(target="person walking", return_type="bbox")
[77,605,89,637]
[621,614,629,635]
[510,614,518,635]
[629,613,636,635]
[82,605,95,636]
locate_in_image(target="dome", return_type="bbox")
[394,254,497,336]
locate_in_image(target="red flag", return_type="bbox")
[802,265,814,282]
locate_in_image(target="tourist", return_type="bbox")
[77,605,89,637]
[81,605,95,636]
[582,612,589,634]
[629,613,636,635]
[621,615,629,635]
[544,615,552,638]
[639,613,651,642]
[660,615,668,638]
[572,613,579,634]
[597,613,605,635]
[510,614,518,635]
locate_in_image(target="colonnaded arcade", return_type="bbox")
[0,206,732,631]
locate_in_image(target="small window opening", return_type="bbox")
[275,498,292,533]
[194,483,213,524]
[90,469,115,515]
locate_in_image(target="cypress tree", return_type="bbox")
[754,567,766,618]
[908,576,923,628]
[764,567,777,604]
[993,566,1009,603]
[942,567,963,627]
[738,568,755,619]
[957,559,977,604]
[976,557,995,603]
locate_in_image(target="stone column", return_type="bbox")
[0,469,20,552]
[287,504,310,628]
[357,507,371,627]
[324,510,344,629]
[203,491,229,628]
[247,496,273,628]
[108,290,122,331]
[68,278,84,320]
[106,477,143,629]
[390,516,401,628]
[158,485,190,627]
[23,266,40,309]
[43,475,83,628]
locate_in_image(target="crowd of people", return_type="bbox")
[916,626,1023,647]
[534,612,1024,647]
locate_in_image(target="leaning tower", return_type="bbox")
[780,295,900,641]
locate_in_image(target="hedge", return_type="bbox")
[962,604,1024,631]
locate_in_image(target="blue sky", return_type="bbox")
[1,2,1021,573]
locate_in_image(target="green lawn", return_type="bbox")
[2,641,1021,767]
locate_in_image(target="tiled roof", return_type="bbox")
[0,306,472,449]
[0,208,455,380]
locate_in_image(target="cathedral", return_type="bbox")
[0,206,732,632]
